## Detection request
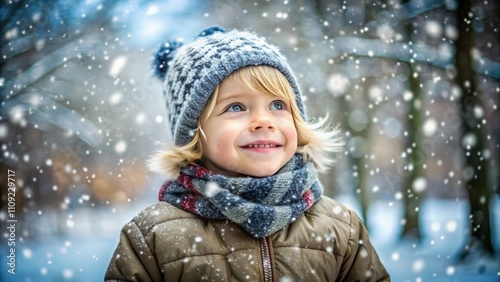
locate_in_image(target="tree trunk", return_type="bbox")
[401,61,423,239]
[401,0,423,240]
[455,0,494,259]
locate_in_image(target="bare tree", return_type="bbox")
[400,0,423,240]
[454,0,495,259]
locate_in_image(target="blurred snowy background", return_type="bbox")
[0,0,499,281]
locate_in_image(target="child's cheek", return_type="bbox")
[280,119,298,134]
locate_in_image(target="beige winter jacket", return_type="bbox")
[105,196,390,281]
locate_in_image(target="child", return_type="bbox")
[105,27,390,281]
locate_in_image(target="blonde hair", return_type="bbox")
[148,65,343,179]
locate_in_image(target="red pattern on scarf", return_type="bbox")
[180,194,199,213]
[178,174,197,192]
[302,190,313,209]
[194,165,211,178]
[161,167,209,213]
[158,181,171,201]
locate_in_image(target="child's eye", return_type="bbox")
[226,103,245,112]
[270,100,286,110]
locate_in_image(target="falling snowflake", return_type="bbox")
[326,73,349,96]
[412,259,425,272]
[115,141,127,154]
[109,56,127,76]
[446,220,457,232]
[422,118,438,137]
[109,92,123,105]
[412,177,427,193]
[424,20,442,38]
[62,269,74,279]
[205,182,220,197]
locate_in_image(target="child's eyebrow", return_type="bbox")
[216,92,248,104]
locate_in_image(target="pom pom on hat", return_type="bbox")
[198,26,225,37]
[152,40,183,81]
[152,27,224,81]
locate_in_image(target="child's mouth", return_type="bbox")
[243,144,280,148]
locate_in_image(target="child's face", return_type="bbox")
[200,76,298,177]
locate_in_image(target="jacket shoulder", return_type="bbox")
[307,196,353,226]
[273,196,356,254]
[129,201,199,236]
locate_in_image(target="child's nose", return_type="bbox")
[249,113,276,132]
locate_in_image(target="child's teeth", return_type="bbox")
[249,144,275,148]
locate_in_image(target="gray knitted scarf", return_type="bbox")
[158,154,322,237]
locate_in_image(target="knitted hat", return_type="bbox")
[152,27,306,146]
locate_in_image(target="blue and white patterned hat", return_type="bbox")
[152,27,306,146]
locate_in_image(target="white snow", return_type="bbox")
[462,133,477,148]
[146,5,158,15]
[109,56,127,77]
[422,118,438,137]
[326,73,349,96]
[114,140,127,153]
[109,92,123,105]
[424,20,442,38]
[412,177,427,193]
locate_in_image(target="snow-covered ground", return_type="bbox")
[2,197,499,281]
[335,196,500,282]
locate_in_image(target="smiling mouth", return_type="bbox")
[243,144,280,148]
[241,143,282,149]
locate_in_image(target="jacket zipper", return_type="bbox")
[259,237,273,282]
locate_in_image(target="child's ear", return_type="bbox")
[152,40,183,81]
